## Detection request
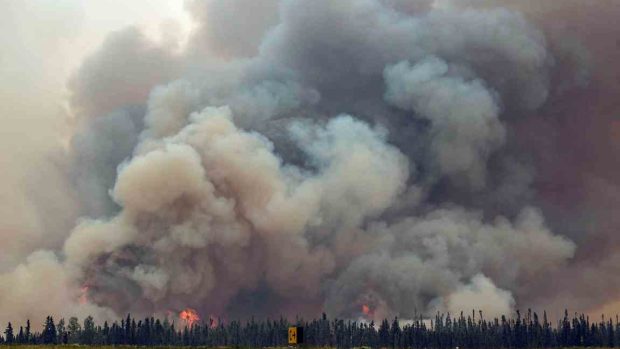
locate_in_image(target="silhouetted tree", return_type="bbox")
[6,309,620,348]
[67,316,81,343]
[379,318,390,348]
[81,315,95,344]
[57,318,67,344]
[42,316,57,344]
[4,323,14,344]
[391,317,401,348]
[25,319,31,343]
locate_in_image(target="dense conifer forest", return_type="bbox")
[2,310,620,348]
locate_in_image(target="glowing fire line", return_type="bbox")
[79,285,90,305]
[179,308,200,327]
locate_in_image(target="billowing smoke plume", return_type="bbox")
[1,0,620,325]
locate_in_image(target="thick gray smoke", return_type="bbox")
[2,0,620,325]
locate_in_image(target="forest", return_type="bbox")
[1,310,620,348]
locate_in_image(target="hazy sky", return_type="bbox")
[1,0,191,135]
[0,0,191,270]
[2,0,620,325]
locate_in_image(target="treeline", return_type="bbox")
[1,310,620,348]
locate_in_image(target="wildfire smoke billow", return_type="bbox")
[1,0,620,325]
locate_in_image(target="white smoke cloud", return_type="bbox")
[4,0,617,325]
[60,104,408,318]
[384,56,504,187]
[439,274,515,319]
[185,0,281,58]
[0,251,115,325]
[324,206,574,319]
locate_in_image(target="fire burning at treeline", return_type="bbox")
[2,0,620,326]
[179,308,200,327]
[362,305,372,317]
[79,286,90,306]
[178,309,219,329]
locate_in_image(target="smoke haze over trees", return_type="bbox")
[1,0,620,325]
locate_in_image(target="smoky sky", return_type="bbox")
[1,0,620,325]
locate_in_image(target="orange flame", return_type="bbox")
[209,316,218,329]
[362,304,370,314]
[179,308,200,327]
[79,285,90,305]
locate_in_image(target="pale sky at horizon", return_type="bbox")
[2,0,193,93]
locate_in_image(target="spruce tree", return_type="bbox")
[125,314,132,343]
[57,318,67,344]
[379,318,390,348]
[17,326,24,344]
[25,319,31,343]
[43,316,57,344]
[103,321,110,345]
[4,322,14,344]
[67,316,81,343]
[82,315,95,344]
[391,317,401,348]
